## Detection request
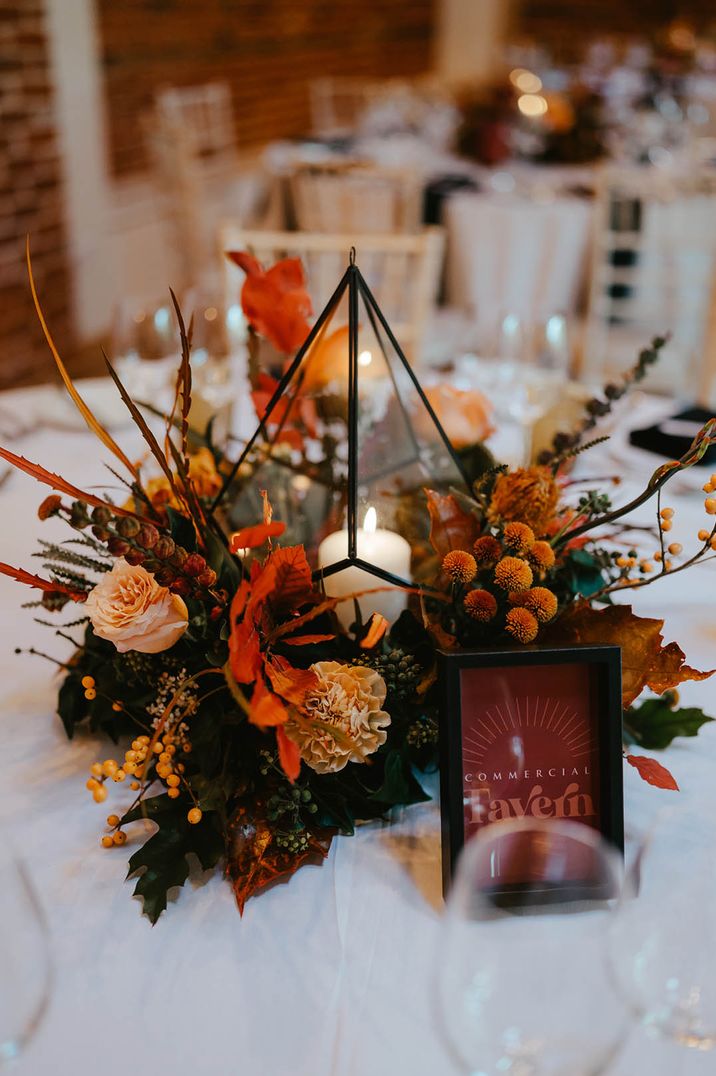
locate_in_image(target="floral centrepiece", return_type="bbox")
[2,248,716,922]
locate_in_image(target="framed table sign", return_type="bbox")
[438,645,623,897]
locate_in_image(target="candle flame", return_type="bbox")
[358,349,373,367]
[363,506,377,534]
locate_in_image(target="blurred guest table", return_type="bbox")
[0,383,713,1075]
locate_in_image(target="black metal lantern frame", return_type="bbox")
[215,251,471,591]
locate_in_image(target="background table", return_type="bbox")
[1,389,714,1076]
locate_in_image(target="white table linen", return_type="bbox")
[0,390,714,1075]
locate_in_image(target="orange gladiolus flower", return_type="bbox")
[228,252,313,354]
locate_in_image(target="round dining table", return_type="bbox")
[1,382,714,1076]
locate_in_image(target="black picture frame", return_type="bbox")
[438,644,623,897]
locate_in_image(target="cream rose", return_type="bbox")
[287,661,390,774]
[85,559,188,654]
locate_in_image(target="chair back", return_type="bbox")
[219,226,445,360]
[155,82,237,163]
[581,165,716,401]
[290,163,423,235]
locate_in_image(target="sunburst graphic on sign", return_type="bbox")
[462,695,594,771]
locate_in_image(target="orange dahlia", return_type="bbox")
[464,589,498,622]
[528,540,556,571]
[487,467,560,535]
[503,521,535,555]
[473,535,502,565]
[442,550,477,584]
[522,587,558,623]
[494,556,533,593]
[505,607,539,644]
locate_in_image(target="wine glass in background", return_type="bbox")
[0,827,52,1064]
[608,801,716,1053]
[110,297,180,401]
[492,312,571,464]
[434,818,627,1076]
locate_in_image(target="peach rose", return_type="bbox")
[85,559,188,654]
[423,384,495,448]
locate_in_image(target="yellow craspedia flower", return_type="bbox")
[528,540,556,571]
[464,589,498,622]
[522,587,558,623]
[443,550,477,584]
[488,466,560,535]
[503,521,535,555]
[494,556,533,593]
[505,607,539,644]
[473,535,502,565]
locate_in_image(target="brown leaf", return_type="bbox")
[282,633,335,646]
[627,754,679,791]
[227,802,331,914]
[425,489,480,558]
[545,601,712,709]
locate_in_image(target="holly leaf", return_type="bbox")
[57,674,84,738]
[424,489,480,558]
[626,754,679,791]
[124,795,224,923]
[624,697,714,750]
[368,750,431,806]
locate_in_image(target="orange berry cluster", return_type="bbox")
[442,523,559,645]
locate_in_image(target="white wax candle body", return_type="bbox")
[317,525,412,630]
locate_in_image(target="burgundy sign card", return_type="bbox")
[439,646,623,897]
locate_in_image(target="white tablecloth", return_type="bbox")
[1,390,715,1076]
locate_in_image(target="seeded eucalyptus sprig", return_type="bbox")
[538,336,668,468]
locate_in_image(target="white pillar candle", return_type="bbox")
[317,507,412,631]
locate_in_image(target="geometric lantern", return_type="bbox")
[218,252,470,621]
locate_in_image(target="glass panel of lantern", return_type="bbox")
[225,261,468,626]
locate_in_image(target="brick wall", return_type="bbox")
[517,1,714,60]
[98,0,437,176]
[0,0,72,388]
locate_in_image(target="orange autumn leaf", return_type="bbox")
[425,489,480,558]
[228,618,262,685]
[250,679,289,728]
[545,601,713,708]
[230,521,286,552]
[627,755,679,791]
[282,633,335,646]
[266,545,315,615]
[265,655,318,707]
[276,725,301,782]
[360,613,389,650]
[0,562,86,601]
[228,252,312,354]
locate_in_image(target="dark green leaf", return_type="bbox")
[369,750,430,806]
[57,675,84,739]
[624,697,715,750]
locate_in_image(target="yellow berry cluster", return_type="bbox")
[86,729,201,831]
[446,522,559,644]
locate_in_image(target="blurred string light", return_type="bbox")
[517,93,548,118]
[509,68,543,94]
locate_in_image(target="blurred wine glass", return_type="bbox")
[608,802,716,1052]
[435,818,627,1076]
[110,297,179,400]
[0,828,51,1063]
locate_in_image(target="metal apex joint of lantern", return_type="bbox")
[224,250,470,627]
